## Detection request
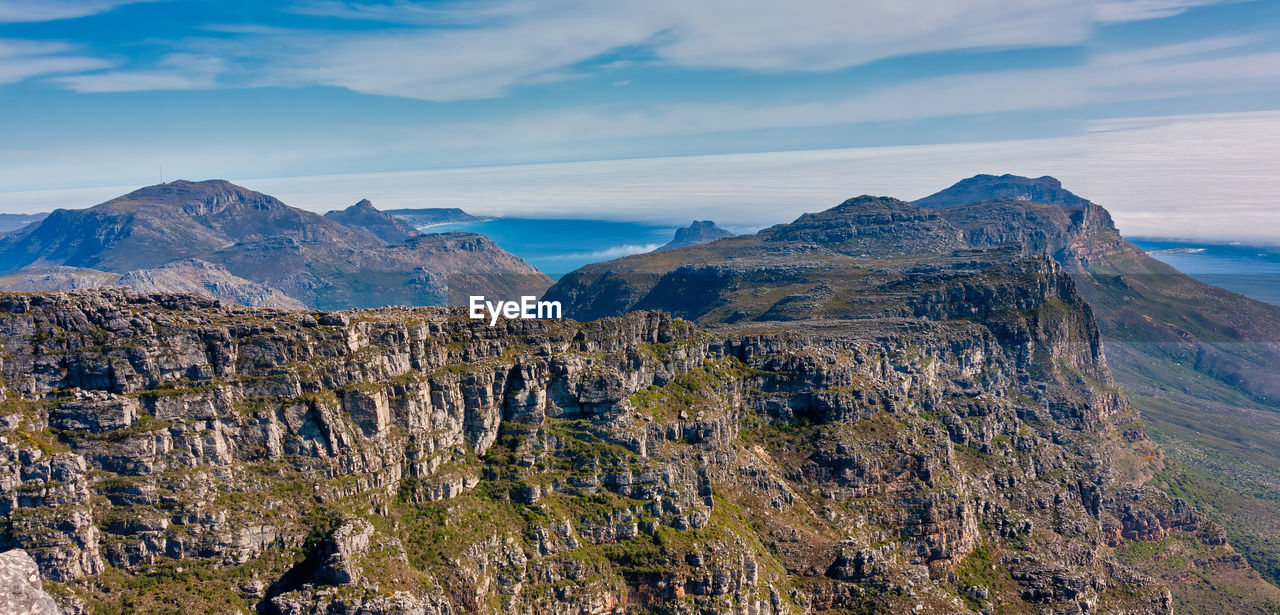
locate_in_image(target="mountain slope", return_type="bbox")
[541,179,1280,606]
[323,199,420,243]
[0,180,551,309]
[911,174,1280,587]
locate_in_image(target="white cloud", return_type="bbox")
[354,38,1278,149]
[0,0,157,23]
[17,0,1263,107]
[545,244,664,260]
[251,0,1097,100]
[1094,0,1244,23]
[55,53,225,92]
[0,38,111,85]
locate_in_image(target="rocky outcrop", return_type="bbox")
[115,259,306,310]
[0,549,62,615]
[0,281,1251,613]
[324,199,421,244]
[657,221,733,251]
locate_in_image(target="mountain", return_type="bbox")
[656,220,733,251]
[6,281,1276,613]
[323,199,420,243]
[0,213,48,234]
[912,175,1280,585]
[543,196,969,323]
[385,207,485,227]
[913,173,1090,208]
[0,180,551,309]
[546,174,1280,593]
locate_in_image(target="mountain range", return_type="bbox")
[544,173,1280,591]
[0,180,550,309]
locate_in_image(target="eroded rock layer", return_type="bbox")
[0,284,1267,614]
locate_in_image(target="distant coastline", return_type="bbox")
[1145,247,1206,255]
[1132,238,1280,306]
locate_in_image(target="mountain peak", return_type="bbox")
[105,179,285,216]
[324,198,420,244]
[913,173,1089,208]
[657,220,733,251]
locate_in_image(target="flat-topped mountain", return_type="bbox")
[913,173,1091,208]
[385,206,485,227]
[0,212,48,234]
[0,180,550,309]
[656,220,733,251]
[323,199,420,243]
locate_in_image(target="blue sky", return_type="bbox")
[1,0,1278,240]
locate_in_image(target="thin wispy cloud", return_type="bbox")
[55,53,225,92]
[0,0,158,24]
[17,0,1241,100]
[0,38,110,85]
[1094,0,1245,23]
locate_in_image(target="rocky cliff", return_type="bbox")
[1,281,1272,613]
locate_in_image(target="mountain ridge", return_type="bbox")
[0,180,550,309]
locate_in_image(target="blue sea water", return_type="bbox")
[1130,238,1280,306]
[422,218,678,278]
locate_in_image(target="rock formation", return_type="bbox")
[0,280,1271,613]
[324,199,421,244]
[657,221,733,251]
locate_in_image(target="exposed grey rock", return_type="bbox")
[0,549,62,615]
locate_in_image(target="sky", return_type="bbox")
[0,0,1278,241]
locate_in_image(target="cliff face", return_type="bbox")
[1,284,1267,614]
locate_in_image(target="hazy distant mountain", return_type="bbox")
[386,207,485,227]
[324,199,421,243]
[913,173,1090,208]
[0,213,48,234]
[0,180,550,309]
[656,220,732,251]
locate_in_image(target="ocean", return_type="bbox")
[1130,238,1280,306]
[422,218,678,278]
